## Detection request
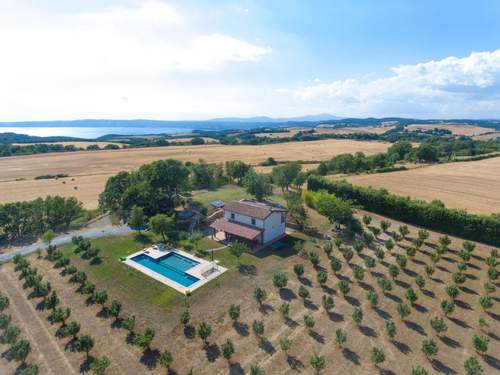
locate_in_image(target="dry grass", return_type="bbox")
[0,139,388,208]
[341,157,500,214]
[315,126,395,135]
[254,126,394,139]
[406,124,494,136]
[1,212,498,374]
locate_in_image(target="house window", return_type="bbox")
[230,213,235,220]
[281,213,285,223]
[251,218,256,225]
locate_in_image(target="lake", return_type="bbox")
[0,126,194,138]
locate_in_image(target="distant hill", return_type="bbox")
[209,114,342,122]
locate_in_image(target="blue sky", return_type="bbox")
[1,0,500,120]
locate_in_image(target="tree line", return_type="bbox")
[307,175,500,246]
[0,196,83,242]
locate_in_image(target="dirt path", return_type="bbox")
[0,271,77,375]
[0,216,131,262]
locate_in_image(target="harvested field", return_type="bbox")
[254,125,394,138]
[1,210,498,374]
[406,124,495,136]
[341,157,500,214]
[314,125,395,135]
[0,139,388,208]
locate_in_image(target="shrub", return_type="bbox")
[298,285,310,300]
[385,320,396,339]
[441,300,455,316]
[464,356,484,375]
[293,264,304,277]
[279,303,290,318]
[221,339,235,362]
[338,280,350,295]
[421,339,438,359]
[273,272,288,289]
[252,320,264,338]
[334,329,347,346]
[371,347,385,366]
[396,303,411,320]
[90,356,110,375]
[472,335,489,354]
[430,317,447,336]
[352,307,363,325]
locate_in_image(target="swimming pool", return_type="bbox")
[130,252,200,287]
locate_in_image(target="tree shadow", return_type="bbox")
[279,288,297,301]
[411,258,426,266]
[90,257,102,266]
[402,268,417,277]
[487,331,500,341]
[258,339,276,355]
[204,343,220,363]
[309,330,325,344]
[454,299,472,310]
[298,276,312,287]
[321,285,335,295]
[404,320,427,336]
[459,285,478,295]
[413,303,428,314]
[484,354,500,370]
[448,317,470,329]
[487,311,500,322]
[140,348,160,369]
[430,277,444,284]
[345,296,360,306]
[285,318,299,329]
[342,347,360,365]
[79,355,95,373]
[439,335,461,349]
[359,325,377,338]
[374,307,392,320]
[358,281,374,292]
[392,340,411,354]
[422,289,436,298]
[134,233,152,244]
[394,279,411,289]
[431,358,457,375]
[238,264,257,276]
[464,273,477,280]
[304,300,318,311]
[258,303,274,315]
[233,322,249,337]
[329,312,344,322]
[229,362,244,375]
[379,369,397,375]
[385,293,402,304]
[436,266,451,274]
[184,325,196,339]
[287,355,304,370]
[441,256,455,264]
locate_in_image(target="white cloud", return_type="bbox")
[284,49,500,117]
[0,1,271,120]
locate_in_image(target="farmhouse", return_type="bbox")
[210,199,287,249]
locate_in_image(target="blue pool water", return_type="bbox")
[131,252,200,287]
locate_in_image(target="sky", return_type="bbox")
[1,0,500,121]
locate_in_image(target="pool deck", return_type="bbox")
[123,245,227,294]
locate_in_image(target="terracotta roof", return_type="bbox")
[224,200,286,220]
[210,218,262,240]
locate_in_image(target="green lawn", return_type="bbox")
[193,185,250,206]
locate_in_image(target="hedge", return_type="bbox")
[307,176,500,246]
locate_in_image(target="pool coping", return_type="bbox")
[123,247,227,294]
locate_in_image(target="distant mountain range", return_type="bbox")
[209,114,342,122]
